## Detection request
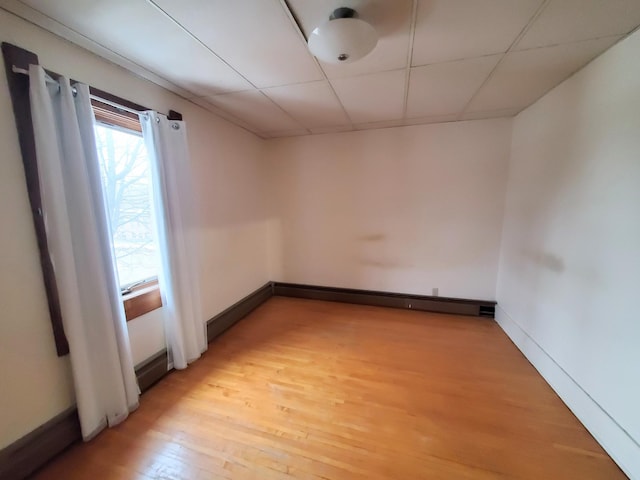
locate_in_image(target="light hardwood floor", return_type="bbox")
[33,297,625,479]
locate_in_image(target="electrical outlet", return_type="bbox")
[432,287,439,297]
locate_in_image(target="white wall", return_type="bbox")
[3,6,637,476]
[0,9,271,448]
[496,31,640,478]
[266,119,512,300]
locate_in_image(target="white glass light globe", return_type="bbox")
[308,18,378,64]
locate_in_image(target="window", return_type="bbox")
[92,100,162,320]
[3,41,183,353]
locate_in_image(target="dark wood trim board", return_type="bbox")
[272,282,496,318]
[136,281,276,393]
[2,42,69,356]
[1,42,185,359]
[206,282,274,342]
[0,356,170,480]
[0,407,80,480]
[135,349,170,394]
[0,282,274,479]
[137,282,275,392]
[0,280,495,479]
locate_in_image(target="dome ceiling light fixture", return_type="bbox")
[307,7,378,64]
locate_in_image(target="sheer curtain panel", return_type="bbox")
[29,65,139,440]
[140,111,206,370]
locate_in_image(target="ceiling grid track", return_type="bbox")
[402,0,419,119]
[278,0,357,132]
[146,0,257,90]
[0,4,188,98]
[256,89,312,137]
[1,3,258,136]
[146,0,306,137]
[457,0,553,120]
[6,0,640,137]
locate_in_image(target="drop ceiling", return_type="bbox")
[2,0,640,138]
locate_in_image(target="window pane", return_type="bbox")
[94,123,159,288]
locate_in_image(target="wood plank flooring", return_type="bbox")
[32,297,625,479]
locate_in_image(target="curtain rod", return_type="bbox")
[12,65,59,87]
[12,65,145,116]
[11,64,183,121]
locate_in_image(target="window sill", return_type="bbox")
[123,281,162,321]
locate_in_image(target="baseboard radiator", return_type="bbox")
[273,282,495,318]
[0,281,494,479]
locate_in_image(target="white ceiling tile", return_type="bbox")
[1,0,194,99]
[330,70,406,124]
[467,36,621,113]
[151,0,323,88]
[18,0,252,96]
[187,97,259,133]
[287,0,413,78]
[207,91,303,132]
[407,54,501,118]
[8,0,635,135]
[459,108,521,121]
[517,0,640,50]
[412,0,543,66]
[263,81,350,128]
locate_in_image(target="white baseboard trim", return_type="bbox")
[495,305,639,480]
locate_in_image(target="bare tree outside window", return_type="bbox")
[94,124,159,288]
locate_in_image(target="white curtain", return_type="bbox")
[29,65,139,440]
[140,111,206,370]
